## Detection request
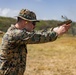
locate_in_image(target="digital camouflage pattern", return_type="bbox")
[0,25,57,75]
[18,9,39,22]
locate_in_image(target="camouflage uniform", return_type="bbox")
[0,9,58,75]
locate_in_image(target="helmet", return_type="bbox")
[17,9,39,22]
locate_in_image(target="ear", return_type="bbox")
[25,21,28,24]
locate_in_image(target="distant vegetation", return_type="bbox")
[0,16,76,36]
[0,16,16,32]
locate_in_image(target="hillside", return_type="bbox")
[0,16,16,32]
[0,16,76,35]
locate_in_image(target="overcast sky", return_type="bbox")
[0,0,76,21]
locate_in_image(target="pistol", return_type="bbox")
[58,20,72,26]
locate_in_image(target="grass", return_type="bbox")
[0,35,76,75]
[25,36,76,75]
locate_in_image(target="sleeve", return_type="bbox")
[26,28,58,44]
[3,28,58,45]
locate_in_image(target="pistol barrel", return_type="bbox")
[58,20,72,26]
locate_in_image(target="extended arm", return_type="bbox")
[3,27,58,45]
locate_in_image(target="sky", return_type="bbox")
[0,0,76,21]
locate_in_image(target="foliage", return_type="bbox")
[0,16,16,32]
[0,16,76,35]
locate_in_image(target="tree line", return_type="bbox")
[0,16,76,36]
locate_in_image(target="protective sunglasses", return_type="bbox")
[32,22,36,26]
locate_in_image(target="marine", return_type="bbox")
[0,9,71,75]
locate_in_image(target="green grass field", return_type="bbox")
[0,35,76,75]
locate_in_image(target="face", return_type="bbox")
[24,21,36,32]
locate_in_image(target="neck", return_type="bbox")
[15,22,24,29]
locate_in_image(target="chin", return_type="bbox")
[28,28,34,32]
[28,30,33,32]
